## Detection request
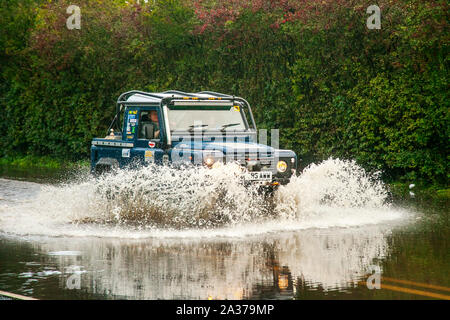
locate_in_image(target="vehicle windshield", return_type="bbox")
[168,106,247,132]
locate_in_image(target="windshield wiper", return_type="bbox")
[188,124,208,132]
[218,123,240,132]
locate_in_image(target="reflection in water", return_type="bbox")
[13,225,393,299]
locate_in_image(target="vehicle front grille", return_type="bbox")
[224,154,275,172]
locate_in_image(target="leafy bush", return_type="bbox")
[0,0,448,184]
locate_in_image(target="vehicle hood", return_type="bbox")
[172,140,275,155]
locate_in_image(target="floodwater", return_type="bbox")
[0,159,448,300]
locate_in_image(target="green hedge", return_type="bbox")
[1,0,448,184]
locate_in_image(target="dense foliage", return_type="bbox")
[1,0,448,184]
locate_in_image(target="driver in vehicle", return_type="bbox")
[140,110,160,139]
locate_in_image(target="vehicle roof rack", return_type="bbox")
[110,90,257,133]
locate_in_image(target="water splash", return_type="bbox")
[72,162,270,228]
[275,158,390,218]
[0,158,407,238]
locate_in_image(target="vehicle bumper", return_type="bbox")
[244,174,293,187]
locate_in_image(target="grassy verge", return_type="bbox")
[0,155,89,170]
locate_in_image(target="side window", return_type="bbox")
[139,110,160,140]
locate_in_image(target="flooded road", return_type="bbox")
[0,160,448,300]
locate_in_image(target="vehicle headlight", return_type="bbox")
[204,157,215,167]
[277,160,288,173]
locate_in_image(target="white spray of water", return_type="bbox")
[276,159,387,213]
[0,158,407,238]
[272,158,401,229]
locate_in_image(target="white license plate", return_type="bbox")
[244,171,272,181]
